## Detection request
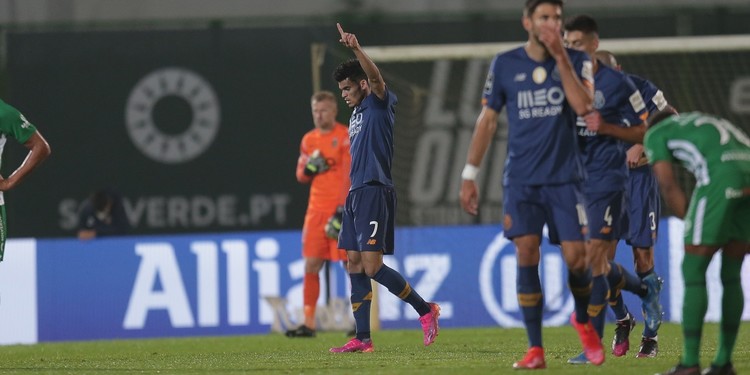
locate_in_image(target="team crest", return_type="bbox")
[532,67,547,84]
[594,90,605,110]
[551,66,561,82]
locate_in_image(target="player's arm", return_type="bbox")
[589,117,646,144]
[460,106,498,216]
[651,161,687,218]
[0,131,51,192]
[337,23,385,101]
[296,140,313,184]
[539,25,593,115]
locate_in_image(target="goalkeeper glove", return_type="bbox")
[304,150,330,176]
[325,206,344,239]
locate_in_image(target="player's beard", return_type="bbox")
[533,32,550,55]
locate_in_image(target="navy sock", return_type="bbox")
[568,268,593,324]
[606,261,629,320]
[349,272,372,341]
[638,267,659,337]
[589,274,610,339]
[620,265,647,298]
[517,265,543,348]
[372,264,430,316]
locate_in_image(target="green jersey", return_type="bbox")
[0,99,37,170]
[644,111,750,188]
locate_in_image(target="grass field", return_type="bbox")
[0,323,747,374]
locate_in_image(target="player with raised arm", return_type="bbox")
[329,23,440,354]
[644,111,749,375]
[459,0,603,369]
[288,91,351,338]
[562,16,663,363]
[596,49,672,358]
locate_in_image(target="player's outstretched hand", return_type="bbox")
[538,24,565,59]
[337,23,360,50]
[584,110,603,133]
[460,180,479,216]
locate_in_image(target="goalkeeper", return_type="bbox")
[288,90,351,338]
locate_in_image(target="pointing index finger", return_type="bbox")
[336,23,345,38]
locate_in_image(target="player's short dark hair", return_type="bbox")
[333,58,366,83]
[648,108,678,129]
[564,14,598,35]
[524,0,563,17]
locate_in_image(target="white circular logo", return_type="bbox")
[479,227,574,327]
[125,67,220,164]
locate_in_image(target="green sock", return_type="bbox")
[714,252,744,366]
[680,253,711,367]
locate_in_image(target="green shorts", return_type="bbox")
[684,173,750,246]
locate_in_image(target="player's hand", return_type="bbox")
[584,111,603,133]
[304,150,330,176]
[0,175,10,191]
[538,24,565,59]
[337,23,360,50]
[626,144,646,168]
[460,180,480,216]
[325,206,344,239]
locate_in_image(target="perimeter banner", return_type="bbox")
[0,219,747,344]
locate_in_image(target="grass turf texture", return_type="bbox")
[0,323,747,374]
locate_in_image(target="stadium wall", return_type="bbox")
[0,217,747,345]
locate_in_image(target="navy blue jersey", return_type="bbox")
[348,89,397,190]
[627,73,670,174]
[627,74,668,115]
[483,47,593,186]
[577,64,648,192]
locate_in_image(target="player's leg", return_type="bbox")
[288,210,329,337]
[547,183,604,366]
[708,241,745,373]
[359,186,439,346]
[627,170,664,357]
[502,185,547,369]
[330,191,374,353]
[707,192,750,372]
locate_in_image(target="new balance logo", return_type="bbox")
[367,239,377,245]
[514,73,527,82]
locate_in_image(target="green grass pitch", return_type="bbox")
[0,323,747,374]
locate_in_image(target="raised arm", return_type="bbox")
[337,23,386,100]
[538,24,593,116]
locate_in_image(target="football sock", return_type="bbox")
[568,268,593,324]
[303,273,320,329]
[606,261,629,320]
[349,272,373,341]
[637,267,659,337]
[589,274,609,339]
[714,252,744,366]
[517,265,543,348]
[680,253,711,367]
[372,265,431,316]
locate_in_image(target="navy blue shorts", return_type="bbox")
[585,190,627,241]
[624,167,660,248]
[503,182,588,244]
[338,185,396,254]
